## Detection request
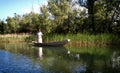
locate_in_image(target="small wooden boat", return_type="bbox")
[33,39,70,47]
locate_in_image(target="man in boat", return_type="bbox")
[36,28,43,43]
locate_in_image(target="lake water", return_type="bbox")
[0,43,120,73]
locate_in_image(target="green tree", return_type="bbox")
[0,20,5,34]
[105,0,120,33]
[48,0,70,33]
[79,0,120,34]
[40,5,51,34]
[5,13,21,33]
[79,0,97,33]
[19,12,39,33]
[6,17,17,33]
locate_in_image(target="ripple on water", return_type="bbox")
[0,50,42,73]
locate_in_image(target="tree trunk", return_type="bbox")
[87,0,95,34]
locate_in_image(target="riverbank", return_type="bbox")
[0,33,119,47]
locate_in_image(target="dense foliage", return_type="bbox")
[0,0,120,34]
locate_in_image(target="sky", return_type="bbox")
[0,0,48,20]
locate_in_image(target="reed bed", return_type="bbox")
[43,33,120,47]
[0,33,31,43]
[0,33,119,46]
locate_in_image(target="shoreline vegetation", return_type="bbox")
[0,33,30,43]
[0,33,119,47]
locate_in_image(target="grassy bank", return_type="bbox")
[0,33,119,46]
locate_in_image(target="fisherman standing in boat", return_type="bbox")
[36,28,43,43]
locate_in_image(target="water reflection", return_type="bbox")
[73,65,86,73]
[76,54,80,60]
[67,50,71,54]
[0,43,120,73]
[111,51,120,68]
[0,50,42,73]
[38,47,43,60]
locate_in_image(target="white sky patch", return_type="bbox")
[33,4,40,13]
[22,0,48,14]
[22,4,41,14]
[43,0,48,6]
[22,8,32,14]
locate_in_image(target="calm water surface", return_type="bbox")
[0,43,120,73]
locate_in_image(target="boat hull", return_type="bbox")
[34,39,70,47]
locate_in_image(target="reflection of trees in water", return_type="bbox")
[67,47,120,73]
[0,43,39,58]
[1,43,120,73]
[111,51,120,68]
